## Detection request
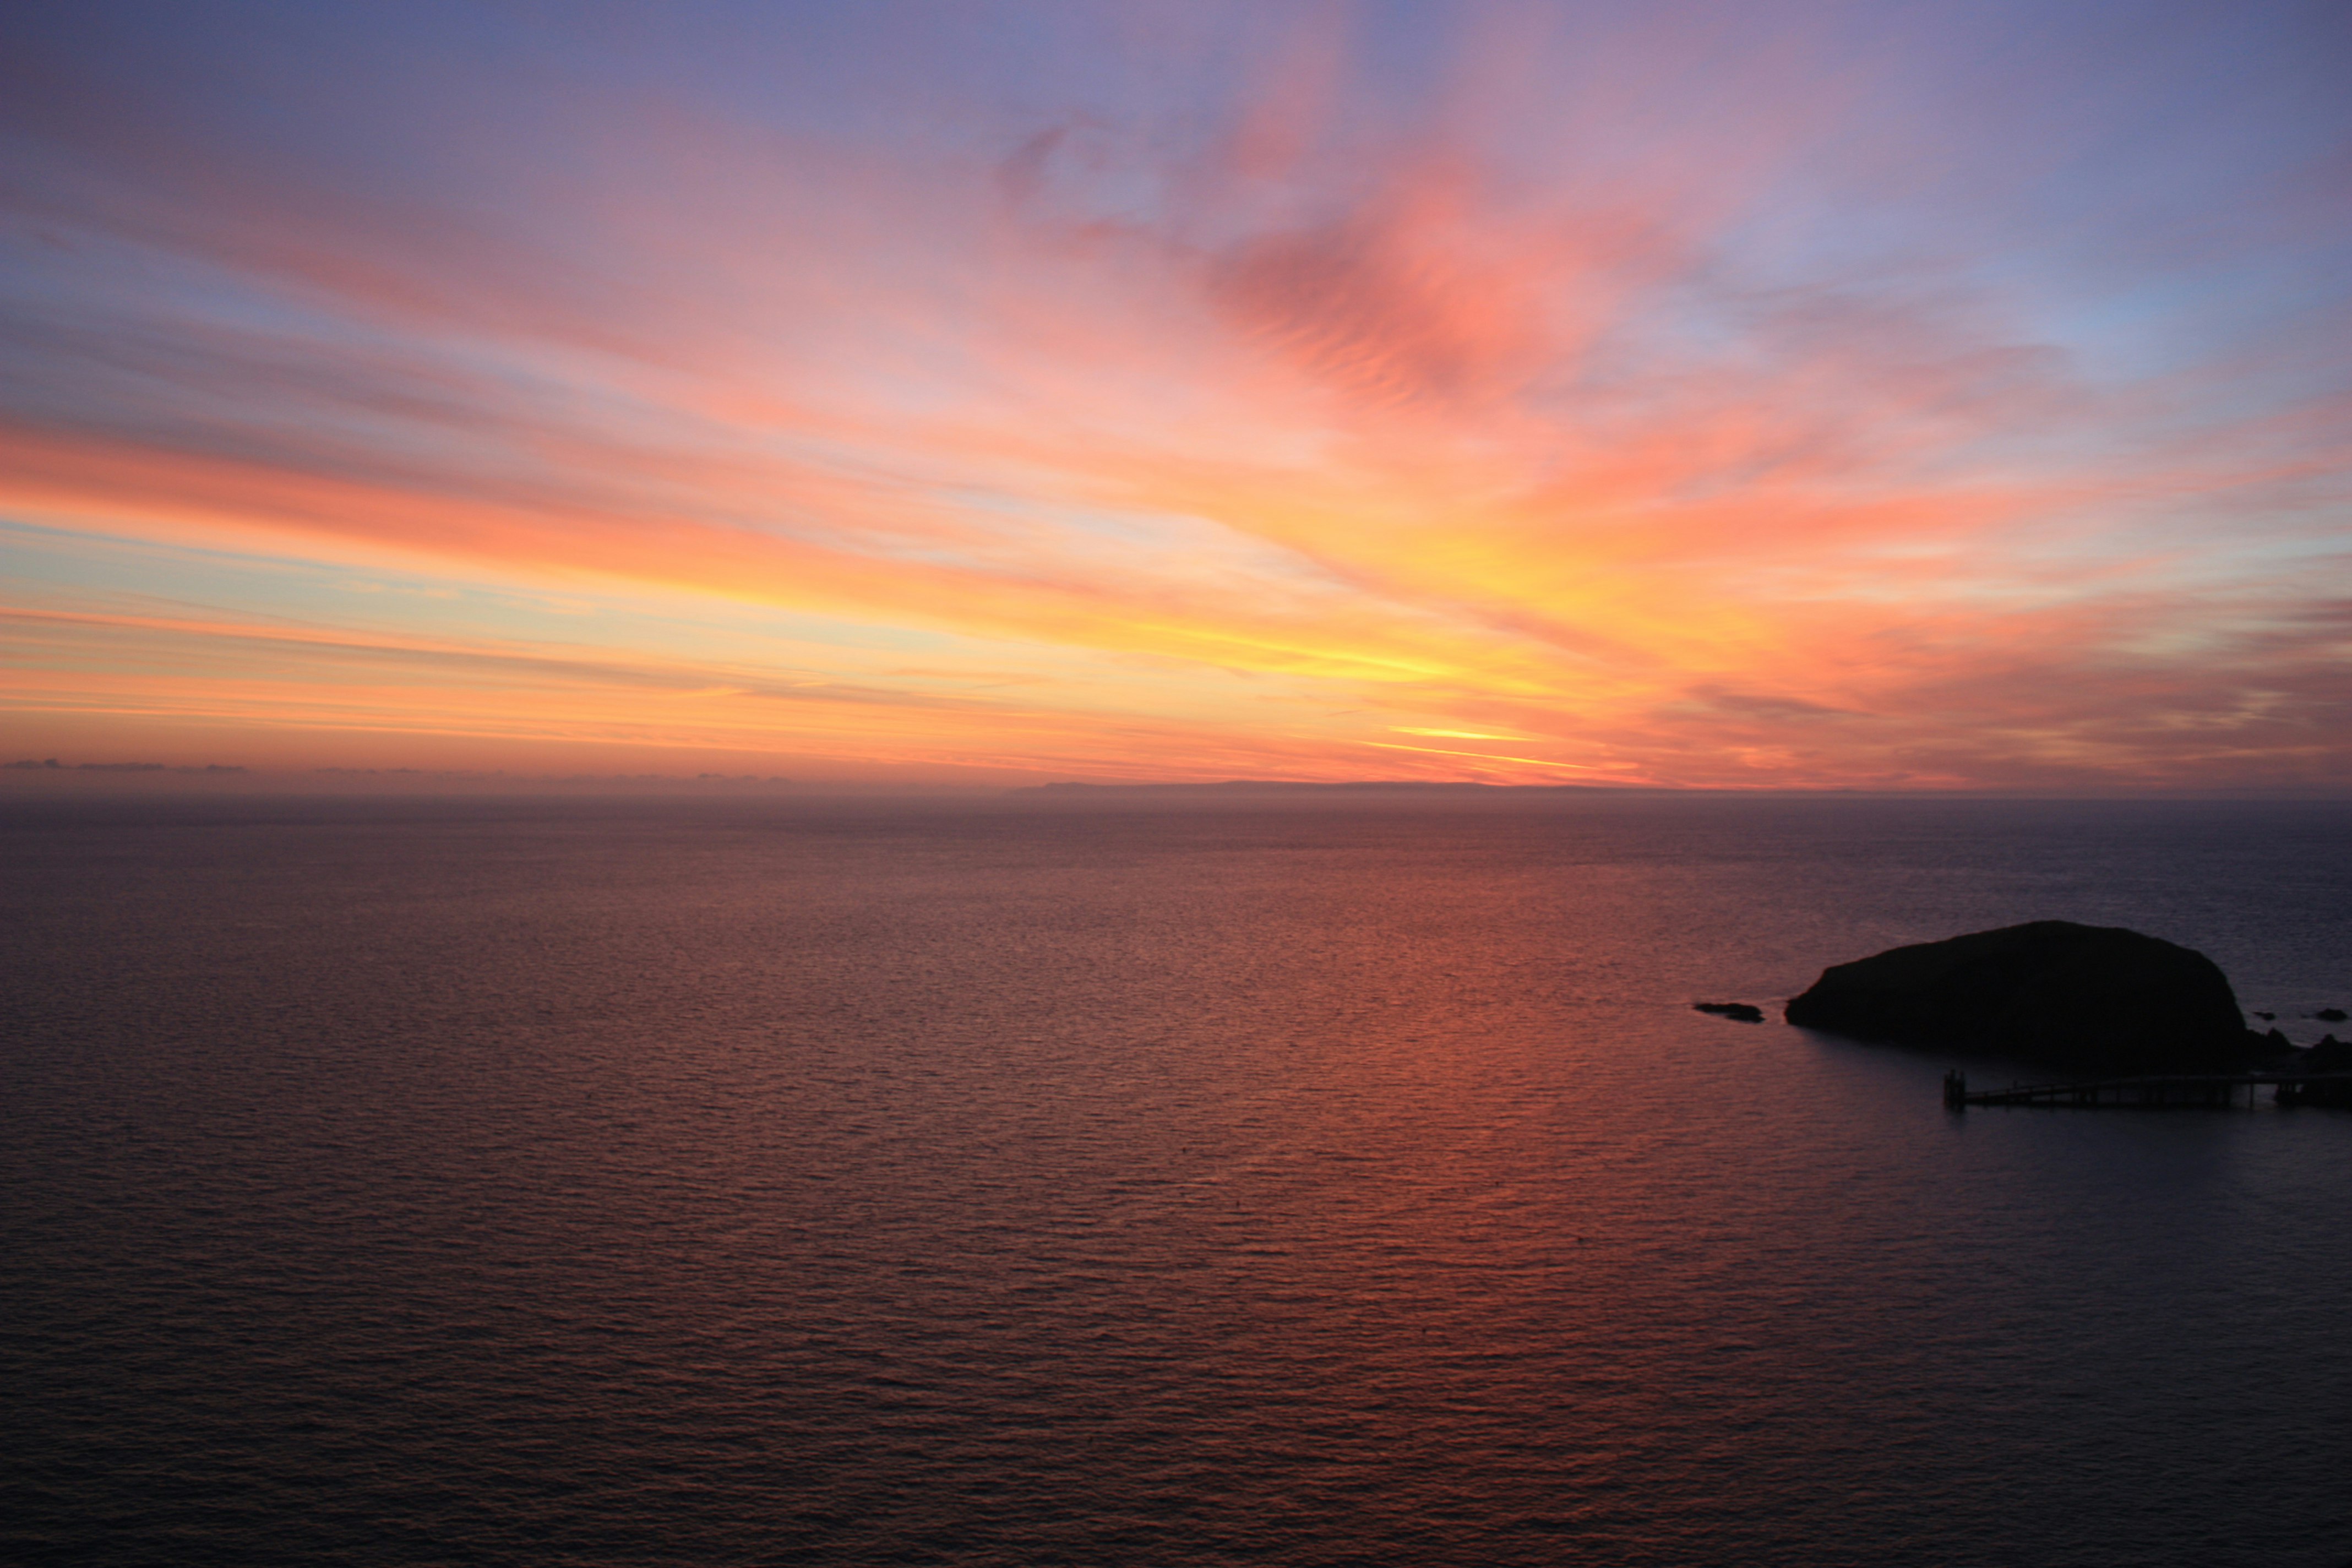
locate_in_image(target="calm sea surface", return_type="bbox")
[4,793,2348,1567]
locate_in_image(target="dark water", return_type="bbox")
[4,793,2348,1567]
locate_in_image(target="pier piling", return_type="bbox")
[1943,1071,2352,1109]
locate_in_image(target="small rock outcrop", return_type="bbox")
[2279,1036,2352,1107]
[1784,921,2262,1072]
[1694,1002,1765,1023]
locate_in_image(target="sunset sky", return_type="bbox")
[3,1,2346,790]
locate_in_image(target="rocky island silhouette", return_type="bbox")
[1784,919,2286,1075]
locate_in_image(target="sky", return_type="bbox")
[2,0,2346,791]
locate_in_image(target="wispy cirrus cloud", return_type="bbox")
[2,1,2345,787]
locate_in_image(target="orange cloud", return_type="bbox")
[2,4,2345,790]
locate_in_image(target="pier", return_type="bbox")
[1941,1069,2352,1109]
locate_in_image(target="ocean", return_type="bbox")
[4,792,2348,1566]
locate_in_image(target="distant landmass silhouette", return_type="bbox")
[1019,780,1645,794]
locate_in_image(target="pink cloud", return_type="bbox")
[2,4,2345,788]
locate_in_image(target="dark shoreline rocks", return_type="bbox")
[1694,1002,1765,1023]
[1785,920,2272,1074]
[2281,1035,2352,1106]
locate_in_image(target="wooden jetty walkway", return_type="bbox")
[1942,1070,2352,1109]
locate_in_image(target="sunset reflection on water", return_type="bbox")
[3,795,2348,1565]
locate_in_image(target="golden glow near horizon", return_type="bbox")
[2,5,2346,790]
